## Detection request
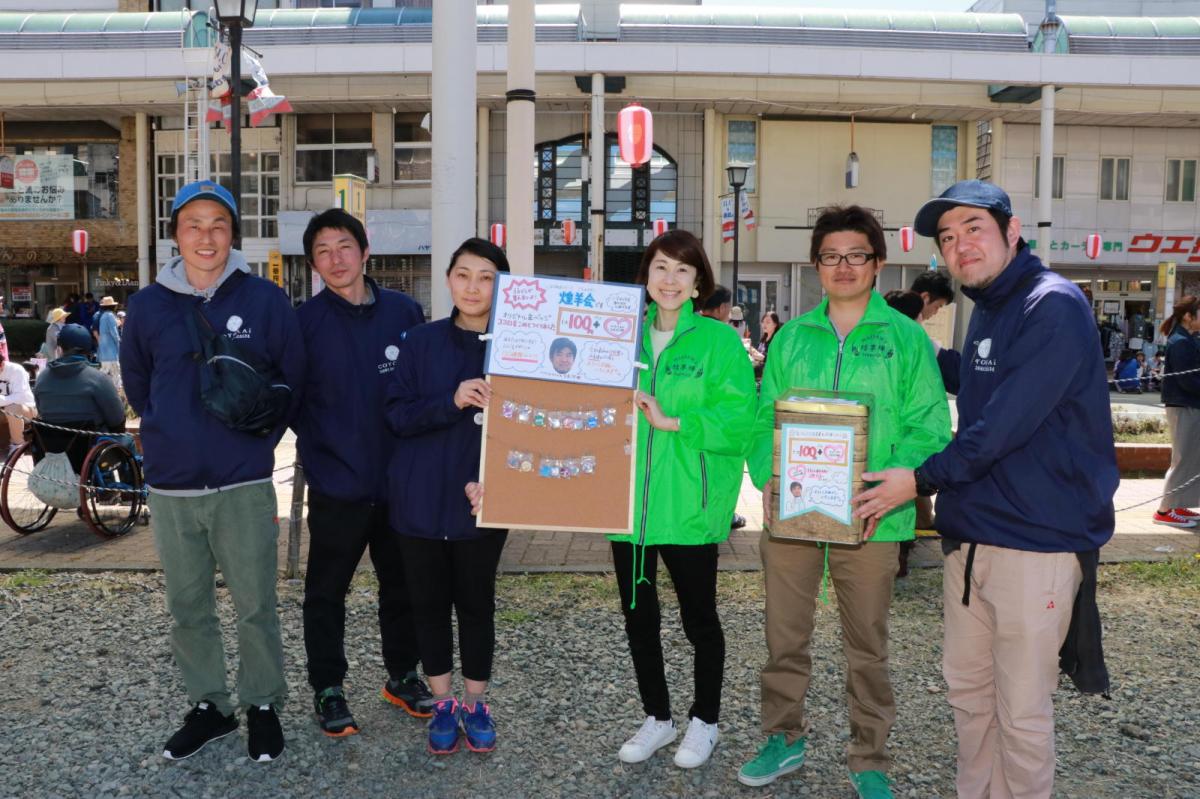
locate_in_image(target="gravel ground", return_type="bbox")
[0,564,1197,799]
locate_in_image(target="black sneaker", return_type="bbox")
[246,704,285,762]
[162,701,238,760]
[382,675,434,718]
[314,687,359,737]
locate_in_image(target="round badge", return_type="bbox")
[473,412,484,425]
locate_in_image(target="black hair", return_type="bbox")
[789,481,802,491]
[636,229,716,305]
[303,208,369,260]
[810,205,887,265]
[167,200,241,240]
[884,290,925,321]
[701,285,732,312]
[910,271,954,303]
[448,237,510,274]
[549,337,577,358]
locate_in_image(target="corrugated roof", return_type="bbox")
[0,10,211,48]
[1034,15,1200,55]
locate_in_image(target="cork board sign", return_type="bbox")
[476,374,637,534]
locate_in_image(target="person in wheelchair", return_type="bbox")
[30,323,126,474]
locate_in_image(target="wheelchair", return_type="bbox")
[0,420,147,540]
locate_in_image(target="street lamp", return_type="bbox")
[726,162,750,311]
[213,0,259,245]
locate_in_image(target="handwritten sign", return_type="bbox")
[486,274,645,388]
[779,423,856,525]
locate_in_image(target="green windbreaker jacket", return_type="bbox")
[609,299,757,547]
[749,291,952,542]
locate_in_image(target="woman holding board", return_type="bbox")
[610,229,757,769]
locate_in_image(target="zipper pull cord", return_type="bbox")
[628,541,651,611]
[818,543,832,606]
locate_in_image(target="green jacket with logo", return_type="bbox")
[749,291,952,543]
[609,300,757,547]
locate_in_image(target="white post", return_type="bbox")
[505,0,536,275]
[703,108,717,270]
[431,0,477,317]
[477,105,490,238]
[136,112,150,291]
[589,72,605,281]
[1037,1,1059,266]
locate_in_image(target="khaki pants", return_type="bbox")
[943,545,1082,799]
[760,531,899,773]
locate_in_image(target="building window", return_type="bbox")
[156,151,280,239]
[365,255,432,315]
[1033,155,1065,199]
[1100,157,1130,201]
[393,113,431,184]
[1166,158,1197,203]
[931,125,958,196]
[295,113,372,183]
[2,143,118,221]
[726,120,757,193]
[975,120,992,182]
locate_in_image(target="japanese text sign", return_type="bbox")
[779,424,856,525]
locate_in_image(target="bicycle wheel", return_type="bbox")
[79,440,144,539]
[0,442,58,534]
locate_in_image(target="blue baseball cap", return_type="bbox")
[57,323,94,354]
[170,180,239,226]
[914,180,1013,238]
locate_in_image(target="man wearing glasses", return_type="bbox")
[740,205,950,798]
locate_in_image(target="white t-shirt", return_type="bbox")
[650,326,674,364]
[0,360,34,408]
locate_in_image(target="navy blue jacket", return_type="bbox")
[921,247,1117,553]
[293,278,424,503]
[1160,325,1200,409]
[937,347,962,394]
[385,314,495,540]
[121,270,305,490]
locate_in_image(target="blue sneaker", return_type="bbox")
[460,701,496,753]
[427,698,460,755]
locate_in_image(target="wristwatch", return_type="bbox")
[913,466,938,497]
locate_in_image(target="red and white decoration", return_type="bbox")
[720,197,736,243]
[561,218,576,246]
[617,103,653,167]
[899,226,915,253]
[206,43,293,129]
[739,192,757,230]
[1086,233,1103,260]
[71,229,89,256]
[652,218,668,238]
[489,223,506,248]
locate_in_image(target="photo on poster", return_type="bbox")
[779,423,856,525]
[485,274,645,389]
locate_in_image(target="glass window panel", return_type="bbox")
[1116,158,1130,200]
[334,113,372,145]
[297,114,334,145]
[606,143,633,222]
[1167,159,1181,201]
[1184,160,1196,202]
[931,125,958,196]
[264,175,280,198]
[394,113,431,144]
[296,150,333,182]
[1052,156,1064,199]
[334,148,368,179]
[262,153,280,173]
[1100,158,1114,200]
[727,120,757,192]
[262,218,278,238]
[241,196,260,216]
[241,174,259,195]
[393,147,432,182]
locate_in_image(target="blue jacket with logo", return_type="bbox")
[293,277,424,504]
[921,247,1117,552]
[120,254,306,491]
[1160,325,1200,410]
[385,313,496,540]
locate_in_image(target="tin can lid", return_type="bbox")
[775,398,869,416]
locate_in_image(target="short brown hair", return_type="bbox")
[636,229,716,305]
[809,205,887,265]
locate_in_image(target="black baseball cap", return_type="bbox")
[914,180,1013,238]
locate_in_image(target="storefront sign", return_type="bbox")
[268,249,284,288]
[0,154,74,220]
[1028,230,1200,266]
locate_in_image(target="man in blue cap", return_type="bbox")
[851,180,1117,799]
[120,180,305,763]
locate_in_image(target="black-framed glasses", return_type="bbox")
[816,252,876,267]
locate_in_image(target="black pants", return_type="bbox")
[612,541,725,724]
[398,531,508,681]
[302,491,420,691]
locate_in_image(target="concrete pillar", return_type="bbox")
[136,112,150,290]
[1037,2,1059,266]
[504,0,536,275]
[703,108,717,271]
[477,105,490,238]
[589,73,605,281]
[431,0,477,316]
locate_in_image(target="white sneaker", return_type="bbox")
[674,717,719,768]
[618,716,677,763]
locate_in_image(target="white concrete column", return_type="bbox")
[1037,2,1059,266]
[477,105,490,238]
[504,0,536,275]
[136,112,150,290]
[589,72,605,281]
[431,0,477,317]
[703,107,717,269]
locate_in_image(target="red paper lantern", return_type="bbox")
[489,223,506,249]
[652,218,668,238]
[1086,233,1103,260]
[562,218,576,246]
[72,229,89,256]
[899,226,914,253]
[617,103,653,167]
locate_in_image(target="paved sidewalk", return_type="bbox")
[0,431,1195,573]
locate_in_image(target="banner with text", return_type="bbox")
[0,154,75,220]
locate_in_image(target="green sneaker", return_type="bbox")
[736,733,807,787]
[849,769,893,799]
